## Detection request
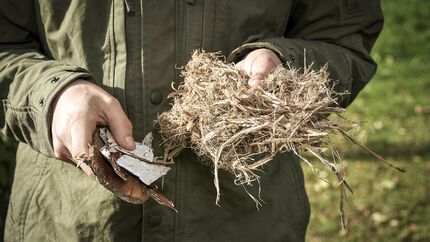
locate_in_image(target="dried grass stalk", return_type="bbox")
[155,50,403,228]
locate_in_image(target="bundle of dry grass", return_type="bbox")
[157,50,350,190]
[155,50,403,227]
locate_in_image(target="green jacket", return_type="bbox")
[0,0,383,241]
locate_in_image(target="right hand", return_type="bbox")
[235,48,282,88]
[52,79,135,178]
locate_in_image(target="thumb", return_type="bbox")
[105,100,136,150]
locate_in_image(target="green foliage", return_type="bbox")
[374,0,430,62]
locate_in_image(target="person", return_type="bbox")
[0,0,383,241]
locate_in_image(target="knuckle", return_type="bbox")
[54,146,67,160]
[105,97,120,107]
[53,136,73,161]
[104,97,123,115]
[54,150,62,159]
[53,138,62,153]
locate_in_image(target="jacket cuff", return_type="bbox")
[227,39,298,65]
[34,66,95,157]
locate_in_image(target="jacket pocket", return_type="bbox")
[2,100,41,150]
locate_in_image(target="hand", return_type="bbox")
[235,48,282,88]
[52,79,135,177]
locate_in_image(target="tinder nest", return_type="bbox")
[157,50,354,194]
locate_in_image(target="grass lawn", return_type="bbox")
[305,157,430,242]
[335,60,430,158]
[304,59,430,242]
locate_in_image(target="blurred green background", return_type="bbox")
[1,0,429,241]
[304,0,430,241]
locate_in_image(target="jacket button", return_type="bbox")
[50,76,60,84]
[288,54,295,62]
[148,214,162,226]
[150,91,162,105]
[39,98,45,107]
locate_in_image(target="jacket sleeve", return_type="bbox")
[228,0,384,107]
[0,1,94,157]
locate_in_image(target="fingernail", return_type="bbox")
[125,136,135,148]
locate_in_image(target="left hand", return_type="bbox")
[235,48,282,88]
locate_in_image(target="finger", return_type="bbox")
[105,99,136,150]
[53,143,73,161]
[79,163,96,180]
[54,133,95,178]
[52,114,71,160]
[235,60,244,70]
[68,119,97,178]
[69,117,95,160]
[242,49,281,75]
[248,78,263,88]
[248,56,276,77]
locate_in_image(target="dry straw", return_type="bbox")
[155,50,403,228]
